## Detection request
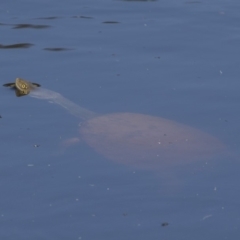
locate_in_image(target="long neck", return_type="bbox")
[29,88,97,121]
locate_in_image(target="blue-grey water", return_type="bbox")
[1,0,240,239]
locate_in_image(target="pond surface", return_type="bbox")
[1,0,240,239]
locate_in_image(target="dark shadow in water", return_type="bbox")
[35,16,61,20]
[161,222,169,227]
[0,23,50,29]
[72,15,94,19]
[102,21,120,24]
[12,24,50,29]
[43,47,73,51]
[122,0,157,1]
[185,1,201,3]
[0,23,9,26]
[0,43,33,49]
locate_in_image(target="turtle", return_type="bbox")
[3,78,40,97]
[3,78,226,171]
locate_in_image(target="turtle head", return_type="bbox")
[15,78,31,95]
[3,78,41,97]
[15,78,41,96]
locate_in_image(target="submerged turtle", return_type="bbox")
[4,78,225,170]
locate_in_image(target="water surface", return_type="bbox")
[1,0,240,239]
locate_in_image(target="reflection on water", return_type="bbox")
[185,1,201,3]
[35,16,61,20]
[102,21,120,24]
[36,15,94,20]
[122,0,157,1]
[43,47,73,51]
[72,15,94,19]
[0,23,50,29]
[12,24,50,29]
[0,43,33,49]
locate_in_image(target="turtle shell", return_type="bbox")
[80,112,225,170]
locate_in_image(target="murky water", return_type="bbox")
[1,0,240,239]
